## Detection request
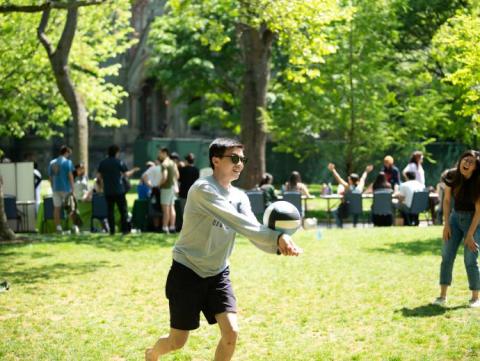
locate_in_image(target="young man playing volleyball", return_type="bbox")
[146,138,302,361]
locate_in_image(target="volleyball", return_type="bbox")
[263,201,301,235]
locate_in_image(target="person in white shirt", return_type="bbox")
[395,171,425,225]
[142,154,163,230]
[402,150,425,185]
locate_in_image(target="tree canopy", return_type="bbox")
[0,1,134,139]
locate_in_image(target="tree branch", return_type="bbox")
[56,7,78,60]
[0,1,108,13]
[37,9,53,57]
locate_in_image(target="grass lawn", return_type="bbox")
[1,227,479,361]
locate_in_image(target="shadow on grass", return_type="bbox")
[367,237,442,256]
[0,260,116,285]
[396,303,468,318]
[0,232,176,252]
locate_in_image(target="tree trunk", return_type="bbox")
[38,7,89,173]
[346,20,355,175]
[0,176,16,242]
[239,24,273,189]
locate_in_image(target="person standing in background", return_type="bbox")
[97,145,138,235]
[33,162,42,213]
[403,151,425,185]
[158,148,179,233]
[177,153,200,230]
[382,155,401,191]
[48,145,75,233]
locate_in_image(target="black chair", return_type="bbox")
[42,196,65,233]
[3,195,21,232]
[90,193,109,232]
[282,191,303,217]
[371,191,393,226]
[407,190,430,225]
[345,191,363,226]
[246,191,265,221]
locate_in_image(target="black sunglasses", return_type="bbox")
[222,154,248,165]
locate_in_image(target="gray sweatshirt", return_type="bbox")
[173,175,281,277]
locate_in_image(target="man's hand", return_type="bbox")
[278,234,303,256]
[327,163,335,172]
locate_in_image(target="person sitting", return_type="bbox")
[366,171,393,193]
[284,171,311,197]
[258,173,277,207]
[394,171,425,226]
[327,163,373,228]
[368,172,393,226]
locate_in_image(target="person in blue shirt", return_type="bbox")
[48,145,74,233]
[97,145,138,235]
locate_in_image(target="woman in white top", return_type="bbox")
[403,150,425,185]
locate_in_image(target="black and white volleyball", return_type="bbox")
[263,201,301,235]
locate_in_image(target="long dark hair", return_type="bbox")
[288,171,301,188]
[259,173,273,187]
[372,172,391,190]
[443,150,480,202]
[409,151,423,165]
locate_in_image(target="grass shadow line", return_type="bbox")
[1,232,177,252]
[0,260,117,286]
[367,237,442,256]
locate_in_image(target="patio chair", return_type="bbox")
[246,191,266,221]
[3,195,22,232]
[282,191,303,217]
[406,190,430,226]
[90,193,109,232]
[371,191,393,226]
[345,191,363,227]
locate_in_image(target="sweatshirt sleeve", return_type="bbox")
[190,183,281,254]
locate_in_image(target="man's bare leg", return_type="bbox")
[214,312,238,361]
[169,204,176,230]
[145,328,189,361]
[161,204,170,232]
[53,207,61,228]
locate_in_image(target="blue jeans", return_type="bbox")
[440,210,480,290]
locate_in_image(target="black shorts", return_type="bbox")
[165,261,237,330]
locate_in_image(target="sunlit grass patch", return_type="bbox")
[1,227,479,360]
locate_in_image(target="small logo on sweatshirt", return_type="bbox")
[212,219,228,230]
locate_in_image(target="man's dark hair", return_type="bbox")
[108,145,120,157]
[405,171,416,180]
[209,138,244,169]
[60,145,71,155]
[185,153,195,165]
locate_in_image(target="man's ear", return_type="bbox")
[212,156,220,169]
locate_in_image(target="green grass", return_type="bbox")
[1,227,479,360]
